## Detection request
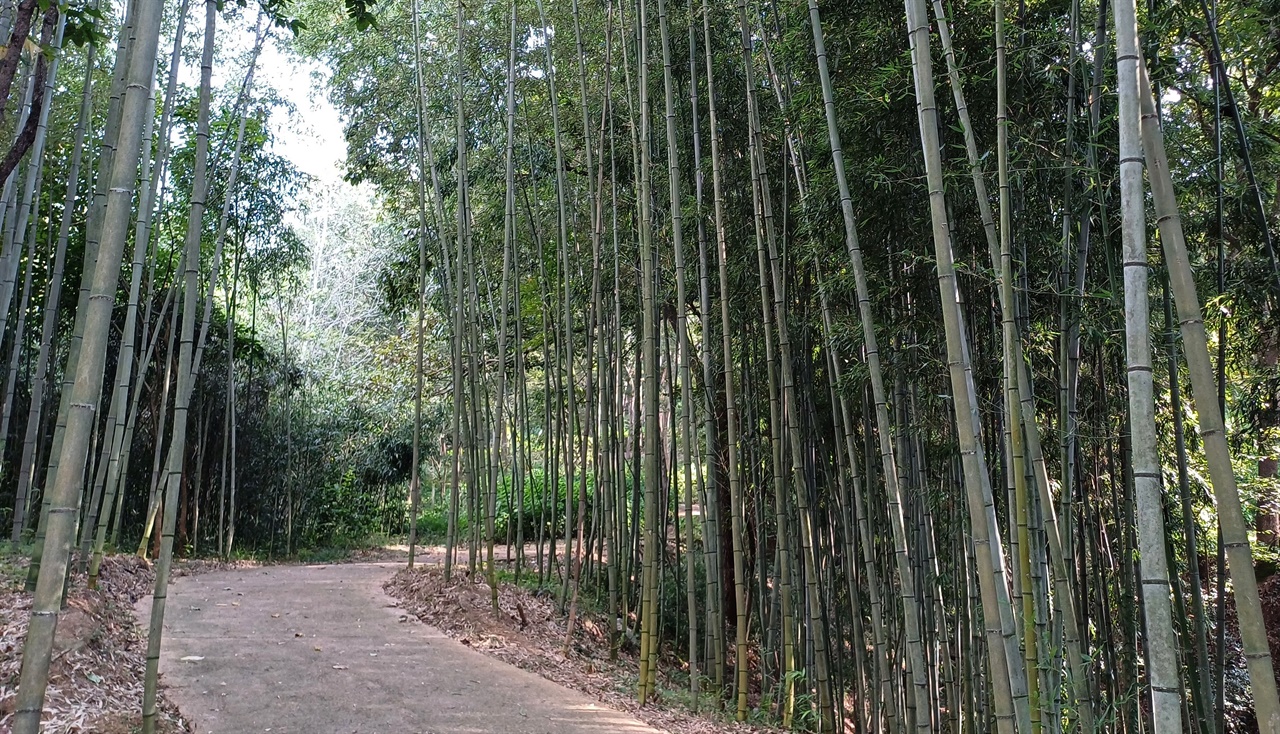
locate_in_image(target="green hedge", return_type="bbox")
[413,468,640,542]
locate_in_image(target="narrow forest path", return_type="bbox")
[134,563,662,734]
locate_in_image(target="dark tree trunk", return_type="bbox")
[1257,328,1279,549]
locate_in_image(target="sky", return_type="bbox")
[257,40,349,188]
[176,10,351,190]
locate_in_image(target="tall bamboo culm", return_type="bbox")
[900,0,1031,731]
[1135,52,1280,733]
[12,0,163,727]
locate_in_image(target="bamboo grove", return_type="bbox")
[1,0,1280,727]
[314,0,1280,730]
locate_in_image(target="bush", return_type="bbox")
[305,468,407,547]
[492,469,599,541]
[409,468,642,544]
[414,499,460,542]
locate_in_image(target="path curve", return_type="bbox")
[135,563,660,734]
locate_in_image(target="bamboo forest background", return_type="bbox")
[2,0,1280,729]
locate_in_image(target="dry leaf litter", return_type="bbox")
[387,565,780,734]
[0,554,189,733]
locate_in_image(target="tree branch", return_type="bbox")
[0,4,58,188]
[0,0,42,129]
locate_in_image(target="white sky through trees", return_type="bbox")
[178,10,350,189]
[260,41,347,186]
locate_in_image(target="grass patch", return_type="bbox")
[0,542,33,589]
[225,533,398,565]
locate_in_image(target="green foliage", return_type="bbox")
[413,498,459,542]
[491,469,598,541]
[254,0,310,34]
[0,544,32,590]
[24,0,1279,726]
[409,469,610,544]
[62,1,107,48]
[343,0,376,30]
[307,469,406,547]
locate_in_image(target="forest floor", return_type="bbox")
[0,552,190,733]
[10,541,1276,733]
[385,547,782,734]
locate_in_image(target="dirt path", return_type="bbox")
[135,563,661,734]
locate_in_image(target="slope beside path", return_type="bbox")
[134,562,661,734]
